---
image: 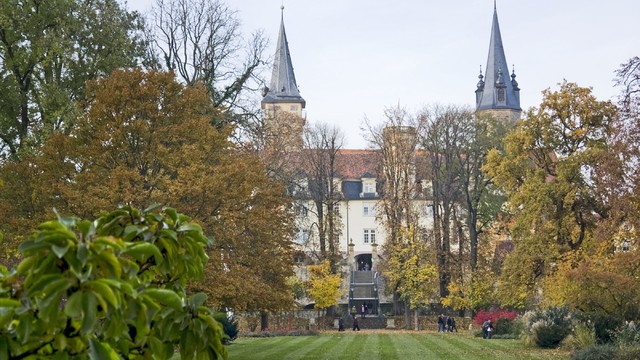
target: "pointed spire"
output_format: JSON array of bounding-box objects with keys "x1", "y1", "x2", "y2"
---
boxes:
[
  {"x1": 261, "y1": 6, "x2": 305, "y2": 108},
  {"x1": 475, "y1": 2, "x2": 520, "y2": 111}
]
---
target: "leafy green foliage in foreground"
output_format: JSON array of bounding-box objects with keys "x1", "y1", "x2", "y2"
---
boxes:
[
  {"x1": 0, "y1": 206, "x2": 226, "y2": 359},
  {"x1": 220, "y1": 332, "x2": 569, "y2": 360}
]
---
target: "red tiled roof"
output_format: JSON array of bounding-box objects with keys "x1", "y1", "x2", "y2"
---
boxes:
[{"x1": 335, "y1": 149, "x2": 381, "y2": 179}]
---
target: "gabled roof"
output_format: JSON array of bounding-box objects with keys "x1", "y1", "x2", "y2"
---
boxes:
[
  {"x1": 262, "y1": 7, "x2": 306, "y2": 107},
  {"x1": 476, "y1": 3, "x2": 521, "y2": 111}
]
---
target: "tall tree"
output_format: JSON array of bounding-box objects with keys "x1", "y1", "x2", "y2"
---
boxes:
[
  {"x1": 151, "y1": 0, "x2": 267, "y2": 128},
  {"x1": 421, "y1": 105, "x2": 466, "y2": 298},
  {"x1": 301, "y1": 123, "x2": 344, "y2": 272},
  {"x1": 455, "y1": 111, "x2": 509, "y2": 271},
  {"x1": 365, "y1": 106, "x2": 427, "y2": 316},
  {"x1": 0, "y1": 0, "x2": 148, "y2": 161},
  {"x1": 486, "y1": 82, "x2": 617, "y2": 308},
  {"x1": 0, "y1": 69, "x2": 296, "y2": 315}
]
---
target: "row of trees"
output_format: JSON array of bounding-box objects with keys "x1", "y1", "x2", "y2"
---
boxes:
[
  {"x1": 0, "y1": 0, "x2": 268, "y2": 163},
  {"x1": 366, "y1": 57, "x2": 640, "y2": 320},
  {"x1": 0, "y1": 0, "x2": 301, "y2": 339}
]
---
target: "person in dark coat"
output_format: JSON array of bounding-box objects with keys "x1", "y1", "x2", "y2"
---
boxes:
[
  {"x1": 438, "y1": 314, "x2": 445, "y2": 332},
  {"x1": 352, "y1": 316, "x2": 360, "y2": 331},
  {"x1": 447, "y1": 316, "x2": 453, "y2": 332},
  {"x1": 482, "y1": 320, "x2": 492, "y2": 339},
  {"x1": 338, "y1": 318, "x2": 345, "y2": 331}
]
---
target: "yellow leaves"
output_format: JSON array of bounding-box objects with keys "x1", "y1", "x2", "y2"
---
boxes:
[{"x1": 306, "y1": 260, "x2": 344, "y2": 310}]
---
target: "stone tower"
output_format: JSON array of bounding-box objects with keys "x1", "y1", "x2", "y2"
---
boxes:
[
  {"x1": 261, "y1": 6, "x2": 306, "y2": 150},
  {"x1": 475, "y1": 2, "x2": 522, "y2": 122}
]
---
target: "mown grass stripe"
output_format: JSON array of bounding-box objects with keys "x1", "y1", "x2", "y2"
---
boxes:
[
  {"x1": 225, "y1": 332, "x2": 570, "y2": 360},
  {"x1": 384, "y1": 332, "x2": 436, "y2": 359},
  {"x1": 230, "y1": 335, "x2": 310, "y2": 359},
  {"x1": 227, "y1": 336, "x2": 291, "y2": 358},
  {"x1": 310, "y1": 333, "x2": 358, "y2": 359},
  {"x1": 419, "y1": 333, "x2": 466, "y2": 360},
  {"x1": 278, "y1": 334, "x2": 335, "y2": 359}
]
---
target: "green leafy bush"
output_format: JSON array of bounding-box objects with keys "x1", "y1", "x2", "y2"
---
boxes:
[
  {"x1": 591, "y1": 313, "x2": 624, "y2": 344},
  {"x1": 215, "y1": 313, "x2": 239, "y2": 343},
  {"x1": 563, "y1": 323, "x2": 596, "y2": 351},
  {"x1": 523, "y1": 306, "x2": 572, "y2": 348},
  {"x1": 571, "y1": 344, "x2": 640, "y2": 360},
  {"x1": 494, "y1": 317, "x2": 520, "y2": 336},
  {"x1": 0, "y1": 206, "x2": 227, "y2": 359}
]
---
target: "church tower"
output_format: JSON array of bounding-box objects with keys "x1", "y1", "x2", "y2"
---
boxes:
[
  {"x1": 261, "y1": 6, "x2": 306, "y2": 149},
  {"x1": 475, "y1": 2, "x2": 521, "y2": 122}
]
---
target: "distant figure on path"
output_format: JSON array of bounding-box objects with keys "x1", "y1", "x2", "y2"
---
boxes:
[
  {"x1": 482, "y1": 320, "x2": 493, "y2": 339},
  {"x1": 361, "y1": 304, "x2": 366, "y2": 318},
  {"x1": 352, "y1": 316, "x2": 360, "y2": 331},
  {"x1": 451, "y1": 317, "x2": 458, "y2": 332},
  {"x1": 438, "y1": 314, "x2": 445, "y2": 332},
  {"x1": 338, "y1": 318, "x2": 345, "y2": 331}
]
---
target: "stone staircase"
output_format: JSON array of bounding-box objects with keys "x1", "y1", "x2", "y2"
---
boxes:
[
  {"x1": 346, "y1": 270, "x2": 385, "y2": 329},
  {"x1": 344, "y1": 315, "x2": 385, "y2": 330}
]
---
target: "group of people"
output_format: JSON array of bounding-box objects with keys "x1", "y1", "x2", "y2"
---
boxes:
[
  {"x1": 437, "y1": 314, "x2": 458, "y2": 332},
  {"x1": 338, "y1": 315, "x2": 361, "y2": 331},
  {"x1": 351, "y1": 303, "x2": 374, "y2": 318}
]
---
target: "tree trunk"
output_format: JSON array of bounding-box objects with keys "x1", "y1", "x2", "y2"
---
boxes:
[{"x1": 260, "y1": 311, "x2": 269, "y2": 331}]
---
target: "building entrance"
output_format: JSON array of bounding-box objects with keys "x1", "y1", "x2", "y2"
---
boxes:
[{"x1": 355, "y1": 254, "x2": 372, "y2": 271}]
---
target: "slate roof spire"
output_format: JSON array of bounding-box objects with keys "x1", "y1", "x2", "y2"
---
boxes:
[
  {"x1": 475, "y1": 2, "x2": 520, "y2": 111},
  {"x1": 261, "y1": 6, "x2": 306, "y2": 108}
]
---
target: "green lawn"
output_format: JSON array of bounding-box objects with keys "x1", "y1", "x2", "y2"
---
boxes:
[{"x1": 221, "y1": 331, "x2": 570, "y2": 360}]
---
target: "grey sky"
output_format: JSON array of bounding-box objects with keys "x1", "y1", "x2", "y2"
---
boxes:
[{"x1": 127, "y1": 1, "x2": 640, "y2": 148}]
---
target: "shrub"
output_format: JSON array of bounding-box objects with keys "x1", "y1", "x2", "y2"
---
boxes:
[
  {"x1": 570, "y1": 344, "x2": 617, "y2": 360},
  {"x1": 0, "y1": 206, "x2": 227, "y2": 359},
  {"x1": 571, "y1": 344, "x2": 640, "y2": 360},
  {"x1": 473, "y1": 308, "x2": 518, "y2": 325},
  {"x1": 494, "y1": 318, "x2": 518, "y2": 336},
  {"x1": 523, "y1": 306, "x2": 572, "y2": 348},
  {"x1": 215, "y1": 313, "x2": 239, "y2": 343},
  {"x1": 612, "y1": 323, "x2": 640, "y2": 346},
  {"x1": 563, "y1": 323, "x2": 596, "y2": 351},
  {"x1": 591, "y1": 313, "x2": 624, "y2": 344}
]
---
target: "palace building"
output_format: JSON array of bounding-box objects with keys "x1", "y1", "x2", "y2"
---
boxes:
[{"x1": 261, "y1": 3, "x2": 521, "y2": 313}]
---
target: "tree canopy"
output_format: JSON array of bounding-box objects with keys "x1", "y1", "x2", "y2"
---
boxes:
[
  {"x1": 0, "y1": 68, "x2": 296, "y2": 314},
  {"x1": 0, "y1": 0, "x2": 148, "y2": 161}
]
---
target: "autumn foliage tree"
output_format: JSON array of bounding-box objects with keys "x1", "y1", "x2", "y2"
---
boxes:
[
  {"x1": 0, "y1": 69, "x2": 295, "y2": 316},
  {"x1": 486, "y1": 82, "x2": 618, "y2": 308},
  {"x1": 305, "y1": 260, "x2": 344, "y2": 317}
]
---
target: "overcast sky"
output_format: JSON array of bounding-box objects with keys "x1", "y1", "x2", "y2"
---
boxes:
[{"x1": 127, "y1": 1, "x2": 640, "y2": 149}]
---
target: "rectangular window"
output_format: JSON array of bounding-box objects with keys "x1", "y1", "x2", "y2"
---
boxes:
[
  {"x1": 363, "y1": 203, "x2": 376, "y2": 217},
  {"x1": 363, "y1": 229, "x2": 375, "y2": 244}
]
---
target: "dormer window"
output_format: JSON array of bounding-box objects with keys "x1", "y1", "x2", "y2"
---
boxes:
[{"x1": 363, "y1": 181, "x2": 375, "y2": 194}]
